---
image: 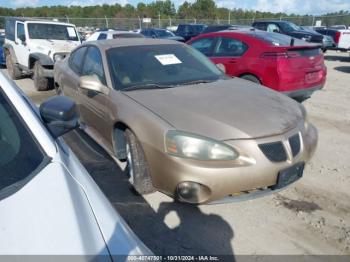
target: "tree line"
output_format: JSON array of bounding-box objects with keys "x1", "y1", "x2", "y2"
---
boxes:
[{"x1": 0, "y1": 0, "x2": 349, "y2": 25}]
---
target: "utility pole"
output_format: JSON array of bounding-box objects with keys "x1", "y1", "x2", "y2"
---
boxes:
[
  {"x1": 158, "y1": 12, "x2": 161, "y2": 28},
  {"x1": 228, "y1": 10, "x2": 231, "y2": 24},
  {"x1": 65, "y1": 15, "x2": 70, "y2": 23},
  {"x1": 105, "y1": 15, "x2": 109, "y2": 28}
]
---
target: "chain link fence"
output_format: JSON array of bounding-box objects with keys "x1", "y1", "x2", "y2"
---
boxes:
[{"x1": 1, "y1": 14, "x2": 350, "y2": 31}]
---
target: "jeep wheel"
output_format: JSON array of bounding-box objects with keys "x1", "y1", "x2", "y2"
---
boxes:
[
  {"x1": 125, "y1": 129, "x2": 155, "y2": 195},
  {"x1": 33, "y1": 61, "x2": 50, "y2": 91},
  {"x1": 5, "y1": 53, "x2": 22, "y2": 80}
]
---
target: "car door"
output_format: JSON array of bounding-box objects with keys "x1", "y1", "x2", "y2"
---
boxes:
[
  {"x1": 210, "y1": 36, "x2": 249, "y2": 77},
  {"x1": 15, "y1": 22, "x2": 29, "y2": 67},
  {"x1": 62, "y1": 46, "x2": 88, "y2": 102},
  {"x1": 78, "y1": 46, "x2": 113, "y2": 149}
]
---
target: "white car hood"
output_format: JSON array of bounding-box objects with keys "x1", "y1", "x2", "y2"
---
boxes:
[{"x1": 29, "y1": 39, "x2": 80, "y2": 55}]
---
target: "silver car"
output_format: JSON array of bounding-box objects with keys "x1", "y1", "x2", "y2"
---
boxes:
[{"x1": 0, "y1": 72, "x2": 151, "y2": 257}]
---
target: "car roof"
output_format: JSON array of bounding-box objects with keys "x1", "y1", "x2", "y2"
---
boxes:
[
  {"x1": 5, "y1": 17, "x2": 75, "y2": 27},
  {"x1": 85, "y1": 38, "x2": 183, "y2": 51}
]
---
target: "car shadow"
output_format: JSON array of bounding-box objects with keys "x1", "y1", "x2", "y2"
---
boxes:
[
  {"x1": 63, "y1": 129, "x2": 235, "y2": 258},
  {"x1": 334, "y1": 66, "x2": 350, "y2": 74},
  {"x1": 324, "y1": 54, "x2": 350, "y2": 62}
]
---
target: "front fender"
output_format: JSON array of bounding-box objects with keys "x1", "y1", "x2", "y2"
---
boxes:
[{"x1": 29, "y1": 53, "x2": 54, "y2": 68}]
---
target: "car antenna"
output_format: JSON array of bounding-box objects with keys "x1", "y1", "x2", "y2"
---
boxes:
[{"x1": 290, "y1": 38, "x2": 295, "y2": 46}]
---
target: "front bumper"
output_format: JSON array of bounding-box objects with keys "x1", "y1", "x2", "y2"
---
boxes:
[{"x1": 145, "y1": 123, "x2": 318, "y2": 204}]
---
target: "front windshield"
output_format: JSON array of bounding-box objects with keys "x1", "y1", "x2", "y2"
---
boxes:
[
  {"x1": 279, "y1": 21, "x2": 300, "y2": 32},
  {"x1": 28, "y1": 23, "x2": 79, "y2": 41},
  {"x1": 155, "y1": 30, "x2": 174, "y2": 37},
  {"x1": 107, "y1": 44, "x2": 225, "y2": 91}
]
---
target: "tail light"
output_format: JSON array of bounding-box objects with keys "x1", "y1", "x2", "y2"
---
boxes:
[
  {"x1": 261, "y1": 51, "x2": 301, "y2": 59},
  {"x1": 334, "y1": 32, "x2": 341, "y2": 44}
]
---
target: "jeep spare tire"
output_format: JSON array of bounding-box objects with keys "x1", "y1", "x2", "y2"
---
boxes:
[
  {"x1": 6, "y1": 53, "x2": 22, "y2": 80},
  {"x1": 33, "y1": 61, "x2": 50, "y2": 91}
]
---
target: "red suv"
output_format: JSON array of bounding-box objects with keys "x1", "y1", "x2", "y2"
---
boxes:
[{"x1": 188, "y1": 29, "x2": 327, "y2": 101}]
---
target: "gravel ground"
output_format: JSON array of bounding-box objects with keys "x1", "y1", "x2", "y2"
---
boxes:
[{"x1": 1, "y1": 50, "x2": 349, "y2": 256}]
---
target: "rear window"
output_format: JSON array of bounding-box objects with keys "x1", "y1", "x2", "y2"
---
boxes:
[
  {"x1": 0, "y1": 88, "x2": 47, "y2": 200},
  {"x1": 113, "y1": 33, "x2": 143, "y2": 39},
  {"x1": 253, "y1": 32, "x2": 306, "y2": 46}
]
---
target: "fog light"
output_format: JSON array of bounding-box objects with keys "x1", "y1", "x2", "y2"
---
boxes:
[{"x1": 176, "y1": 181, "x2": 210, "y2": 204}]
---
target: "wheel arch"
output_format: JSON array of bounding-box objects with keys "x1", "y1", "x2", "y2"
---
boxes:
[
  {"x1": 239, "y1": 72, "x2": 262, "y2": 84},
  {"x1": 29, "y1": 53, "x2": 54, "y2": 69},
  {"x1": 112, "y1": 121, "x2": 129, "y2": 160}
]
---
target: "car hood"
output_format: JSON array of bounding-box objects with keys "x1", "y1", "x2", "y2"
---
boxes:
[
  {"x1": 29, "y1": 39, "x2": 81, "y2": 54},
  {"x1": 123, "y1": 78, "x2": 303, "y2": 141}
]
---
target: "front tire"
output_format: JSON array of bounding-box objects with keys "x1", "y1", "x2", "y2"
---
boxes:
[
  {"x1": 5, "y1": 53, "x2": 22, "y2": 80},
  {"x1": 33, "y1": 61, "x2": 50, "y2": 91},
  {"x1": 125, "y1": 129, "x2": 155, "y2": 195}
]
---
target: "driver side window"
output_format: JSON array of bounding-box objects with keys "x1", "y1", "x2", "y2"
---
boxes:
[
  {"x1": 267, "y1": 23, "x2": 280, "y2": 33},
  {"x1": 81, "y1": 47, "x2": 106, "y2": 85}
]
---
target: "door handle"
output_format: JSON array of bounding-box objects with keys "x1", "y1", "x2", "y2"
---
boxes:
[{"x1": 228, "y1": 59, "x2": 237, "y2": 64}]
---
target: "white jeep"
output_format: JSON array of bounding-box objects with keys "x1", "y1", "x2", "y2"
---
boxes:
[{"x1": 3, "y1": 18, "x2": 81, "y2": 91}]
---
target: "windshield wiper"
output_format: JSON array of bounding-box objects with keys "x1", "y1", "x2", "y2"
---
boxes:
[
  {"x1": 181, "y1": 79, "x2": 217, "y2": 86},
  {"x1": 122, "y1": 83, "x2": 174, "y2": 91}
]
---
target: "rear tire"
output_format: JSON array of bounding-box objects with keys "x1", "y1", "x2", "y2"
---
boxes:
[
  {"x1": 125, "y1": 129, "x2": 155, "y2": 195},
  {"x1": 240, "y1": 74, "x2": 261, "y2": 84},
  {"x1": 5, "y1": 53, "x2": 22, "y2": 80},
  {"x1": 33, "y1": 61, "x2": 50, "y2": 91},
  {"x1": 294, "y1": 95, "x2": 310, "y2": 103}
]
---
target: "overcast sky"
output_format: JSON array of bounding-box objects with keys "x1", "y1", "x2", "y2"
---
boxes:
[{"x1": 2, "y1": 0, "x2": 350, "y2": 15}]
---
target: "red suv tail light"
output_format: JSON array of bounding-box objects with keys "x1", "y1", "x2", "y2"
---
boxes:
[{"x1": 334, "y1": 32, "x2": 341, "y2": 44}]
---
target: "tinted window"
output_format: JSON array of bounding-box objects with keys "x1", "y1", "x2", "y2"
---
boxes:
[
  {"x1": 278, "y1": 21, "x2": 300, "y2": 32},
  {"x1": 16, "y1": 23, "x2": 25, "y2": 40},
  {"x1": 28, "y1": 23, "x2": 79, "y2": 41},
  {"x1": 190, "y1": 38, "x2": 216, "y2": 55},
  {"x1": 82, "y1": 47, "x2": 106, "y2": 85},
  {"x1": 254, "y1": 23, "x2": 267, "y2": 31},
  {"x1": 253, "y1": 32, "x2": 306, "y2": 46},
  {"x1": 0, "y1": 89, "x2": 45, "y2": 198},
  {"x1": 0, "y1": 36, "x2": 4, "y2": 46},
  {"x1": 5, "y1": 19, "x2": 15, "y2": 41},
  {"x1": 112, "y1": 33, "x2": 143, "y2": 39},
  {"x1": 214, "y1": 37, "x2": 248, "y2": 57},
  {"x1": 69, "y1": 47, "x2": 87, "y2": 75},
  {"x1": 97, "y1": 33, "x2": 107, "y2": 40},
  {"x1": 107, "y1": 44, "x2": 225, "y2": 90}
]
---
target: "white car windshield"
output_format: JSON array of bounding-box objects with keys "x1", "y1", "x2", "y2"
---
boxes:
[{"x1": 28, "y1": 23, "x2": 79, "y2": 41}]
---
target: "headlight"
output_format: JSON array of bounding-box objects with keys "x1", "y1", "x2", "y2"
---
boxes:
[
  {"x1": 54, "y1": 54, "x2": 65, "y2": 62},
  {"x1": 165, "y1": 131, "x2": 238, "y2": 161}
]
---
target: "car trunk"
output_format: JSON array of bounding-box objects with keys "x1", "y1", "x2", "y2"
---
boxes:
[{"x1": 272, "y1": 46, "x2": 326, "y2": 92}]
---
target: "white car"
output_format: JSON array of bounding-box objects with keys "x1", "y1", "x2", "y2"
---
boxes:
[
  {"x1": 86, "y1": 30, "x2": 144, "y2": 41},
  {"x1": 0, "y1": 72, "x2": 151, "y2": 257},
  {"x1": 3, "y1": 18, "x2": 81, "y2": 91}
]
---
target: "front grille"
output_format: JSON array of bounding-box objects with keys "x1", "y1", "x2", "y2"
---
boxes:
[
  {"x1": 289, "y1": 134, "x2": 301, "y2": 157},
  {"x1": 259, "y1": 141, "x2": 287, "y2": 162}
]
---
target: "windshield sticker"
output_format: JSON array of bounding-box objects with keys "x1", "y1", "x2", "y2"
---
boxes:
[
  {"x1": 155, "y1": 54, "x2": 182, "y2": 65},
  {"x1": 67, "y1": 27, "x2": 77, "y2": 38}
]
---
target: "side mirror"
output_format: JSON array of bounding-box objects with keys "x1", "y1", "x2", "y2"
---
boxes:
[
  {"x1": 39, "y1": 96, "x2": 79, "y2": 138},
  {"x1": 79, "y1": 75, "x2": 109, "y2": 95}
]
